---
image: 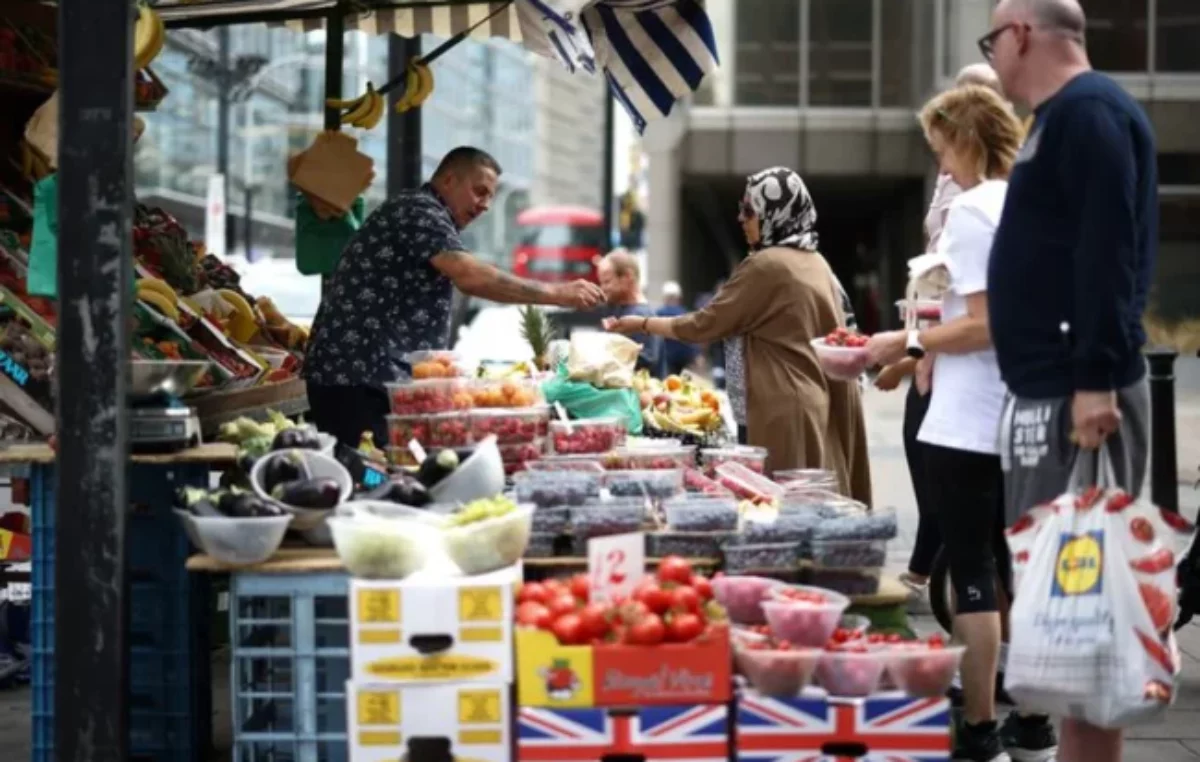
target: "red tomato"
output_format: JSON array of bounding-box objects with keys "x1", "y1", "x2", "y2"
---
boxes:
[
  {"x1": 542, "y1": 579, "x2": 568, "y2": 598},
  {"x1": 667, "y1": 612, "x2": 705, "y2": 643},
  {"x1": 579, "y1": 602, "x2": 612, "y2": 640},
  {"x1": 690, "y1": 575, "x2": 713, "y2": 601},
  {"x1": 548, "y1": 594, "x2": 579, "y2": 618},
  {"x1": 569, "y1": 574, "x2": 590, "y2": 601},
  {"x1": 551, "y1": 613, "x2": 586, "y2": 645},
  {"x1": 517, "y1": 582, "x2": 548, "y2": 605},
  {"x1": 830, "y1": 628, "x2": 852, "y2": 644},
  {"x1": 515, "y1": 601, "x2": 552, "y2": 630},
  {"x1": 615, "y1": 600, "x2": 650, "y2": 624},
  {"x1": 625, "y1": 614, "x2": 666, "y2": 645},
  {"x1": 634, "y1": 583, "x2": 672, "y2": 615},
  {"x1": 670, "y1": 586, "x2": 702, "y2": 614},
  {"x1": 657, "y1": 555, "x2": 694, "y2": 586}
]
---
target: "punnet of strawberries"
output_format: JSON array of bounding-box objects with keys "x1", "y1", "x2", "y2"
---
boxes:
[{"x1": 514, "y1": 556, "x2": 727, "y2": 647}]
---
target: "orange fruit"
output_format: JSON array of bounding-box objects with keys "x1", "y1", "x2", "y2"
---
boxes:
[{"x1": 665, "y1": 376, "x2": 683, "y2": 392}]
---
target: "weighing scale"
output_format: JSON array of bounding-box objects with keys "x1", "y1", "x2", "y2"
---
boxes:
[{"x1": 129, "y1": 360, "x2": 209, "y2": 453}]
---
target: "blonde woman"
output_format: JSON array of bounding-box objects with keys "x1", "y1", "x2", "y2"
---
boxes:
[{"x1": 866, "y1": 85, "x2": 1024, "y2": 762}]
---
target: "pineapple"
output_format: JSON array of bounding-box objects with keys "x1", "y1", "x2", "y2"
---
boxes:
[{"x1": 519, "y1": 304, "x2": 556, "y2": 371}]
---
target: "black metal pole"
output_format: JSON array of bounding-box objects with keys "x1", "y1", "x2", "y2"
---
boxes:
[
  {"x1": 217, "y1": 27, "x2": 234, "y2": 254},
  {"x1": 244, "y1": 186, "x2": 254, "y2": 259},
  {"x1": 1147, "y1": 348, "x2": 1180, "y2": 513},
  {"x1": 386, "y1": 34, "x2": 424, "y2": 194},
  {"x1": 323, "y1": 9, "x2": 346, "y2": 131},
  {"x1": 56, "y1": 0, "x2": 133, "y2": 757},
  {"x1": 601, "y1": 93, "x2": 616, "y2": 251}
]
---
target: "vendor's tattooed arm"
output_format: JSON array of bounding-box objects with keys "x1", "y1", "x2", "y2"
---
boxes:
[{"x1": 431, "y1": 250, "x2": 604, "y2": 310}]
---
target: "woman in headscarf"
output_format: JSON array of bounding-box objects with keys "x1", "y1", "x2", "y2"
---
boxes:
[{"x1": 604, "y1": 167, "x2": 871, "y2": 504}]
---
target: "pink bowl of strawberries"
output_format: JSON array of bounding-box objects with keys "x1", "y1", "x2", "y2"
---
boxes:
[
  {"x1": 884, "y1": 636, "x2": 964, "y2": 698},
  {"x1": 816, "y1": 644, "x2": 888, "y2": 697},
  {"x1": 761, "y1": 585, "x2": 850, "y2": 647},
  {"x1": 711, "y1": 574, "x2": 785, "y2": 625},
  {"x1": 810, "y1": 331, "x2": 871, "y2": 381},
  {"x1": 734, "y1": 637, "x2": 823, "y2": 697}
]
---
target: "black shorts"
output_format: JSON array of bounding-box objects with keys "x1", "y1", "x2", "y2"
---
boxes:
[{"x1": 306, "y1": 383, "x2": 391, "y2": 451}]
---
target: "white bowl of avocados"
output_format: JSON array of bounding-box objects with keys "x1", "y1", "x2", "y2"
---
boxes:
[
  {"x1": 425, "y1": 435, "x2": 505, "y2": 505},
  {"x1": 250, "y1": 448, "x2": 353, "y2": 530}
]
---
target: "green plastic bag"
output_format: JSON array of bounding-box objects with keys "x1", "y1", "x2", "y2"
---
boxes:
[
  {"x1": 540, "y1": 363, "x2": 644, "y2": 435},
  {"x1": 295, "y1": 193, "x2": 365, "y2": 276},
  {"x1": 28, "y1": 174, "x2": 58, "y2": 298}
]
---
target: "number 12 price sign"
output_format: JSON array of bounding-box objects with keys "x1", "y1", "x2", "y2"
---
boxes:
[{"x1": 587, "y1": 532, "x2": 644, "y2": 603}]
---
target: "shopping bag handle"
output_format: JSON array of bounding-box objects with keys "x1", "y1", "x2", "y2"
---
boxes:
[{"x1": 1067, "y1": 442, "x2": 1119, "y2": 492}]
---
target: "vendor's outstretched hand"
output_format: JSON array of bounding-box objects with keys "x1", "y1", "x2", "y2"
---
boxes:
[
  {"x1": 553, "y1": 280, "x2": 606, "y2": 310},
  {"x1": 604, "y1": 315, "x2": 641, "y2": 335}
]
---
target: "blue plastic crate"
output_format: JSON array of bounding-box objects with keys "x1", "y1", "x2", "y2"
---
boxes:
[
  {"x1": 31, "y1": 462, "x2": 211, "y2": 762},
  {"x1": 230, "y1": 571, "x2": 351, "y2": 762}
]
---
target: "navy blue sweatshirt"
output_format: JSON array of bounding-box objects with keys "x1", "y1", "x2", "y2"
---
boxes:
[{"x1": 988, "y1": 72, "x2": 1157, "y2": 399}]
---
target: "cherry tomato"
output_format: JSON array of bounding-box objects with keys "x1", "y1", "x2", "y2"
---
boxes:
[
  {"x1": 615, "y1": 600, "x2": 650, "y2": 624},
  {"x1": 551, "y1": 613, "x2": 586, "y2": 645},
  {"x1": 830, "y1": 628, "x2": 851, "y2": 644},
  {"x1": 634, "y1": 583, "x2": 672, "y2": 615},
  {"x1": 579, "y1": 602, "x2": 611, "y2": 640},
  {"x1": 657, "y1": 555, "x2": 694, "y2": 586},
  {"x1": 517, "y1": 582, "x2": 548, "y2": 605},
  {"x1": 569, "y1": 574, "x2": 590, "y2": 601},
  {"x1": 548, "y1": 594, "x2": 579, "y2": 618},
  {"x1": 670, "y1": 586, "x2": 702, "y2": 614},
  {"x1": 690, "y1": 575, "x2": 713, "y2": 601},
  {"x1": 515, "y1": 601, "x2": 552, "y2": 630},
  {"x1": 625, "y1": 614, "x2": 666, "y2": 645},
  {"x1": 667, "y1": 613, "x2": 705, "y2": 643}
]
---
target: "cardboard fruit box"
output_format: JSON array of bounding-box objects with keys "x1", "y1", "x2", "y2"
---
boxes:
[{"x1": 515, "y1": 626, "x2": 731, "y2": 709}]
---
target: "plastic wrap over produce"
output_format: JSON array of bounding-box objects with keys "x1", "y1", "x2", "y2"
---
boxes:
[{"x1": 567, "y1": 332, "x2": 641, "y2": 389}]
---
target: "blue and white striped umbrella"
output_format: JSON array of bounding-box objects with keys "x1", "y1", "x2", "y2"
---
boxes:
[{"x1": 520, "y1": 0, "x2": 720, "y2": 134}]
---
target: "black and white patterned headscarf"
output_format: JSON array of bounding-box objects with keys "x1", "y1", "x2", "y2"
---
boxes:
[{"x1": 742, "y1": 167, "x2": 819, "y2": 252}]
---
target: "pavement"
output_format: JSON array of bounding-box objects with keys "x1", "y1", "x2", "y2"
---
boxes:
[{"x1": 0, "y1": 356, "x2": 1196, "y2": 760}]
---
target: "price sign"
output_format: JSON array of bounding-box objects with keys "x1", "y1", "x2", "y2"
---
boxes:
[
  {"x1": 408, "y1": 438, "x2": 428, "y2": 464},
  {"x1": 587, "y1": 532, "x2": 644, "y2": 603}
]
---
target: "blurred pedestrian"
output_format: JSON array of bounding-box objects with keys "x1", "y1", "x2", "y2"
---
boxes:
[{"x1": 594, "y1": 250, "x2": 661, "y2": 372}]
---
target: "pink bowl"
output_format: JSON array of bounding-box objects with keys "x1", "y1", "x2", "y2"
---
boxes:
[
  {"x1": 712, "y1": 575, "x2": 786, "y2": 625},
  {"x1": 885, "y1": 646, "x2": 965, "y2": 698},
  {"x1": 816, "y1": 649, "x2": 887, "y2": 697},
  {"x1": 734, "y1": 643, "x2": 823, "y2": 696},
  {"x1": 761, "y1": 597, "x2": 849, "y2": 648}
]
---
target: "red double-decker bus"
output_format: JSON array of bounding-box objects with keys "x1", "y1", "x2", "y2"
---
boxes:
[{"x1": 511, "y1": 206, "x2": 606, "y2": 284}]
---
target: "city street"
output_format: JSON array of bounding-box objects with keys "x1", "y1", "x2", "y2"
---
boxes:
[{"x1": 0, "y1": 358, "x2": 1195, "y2": 759}]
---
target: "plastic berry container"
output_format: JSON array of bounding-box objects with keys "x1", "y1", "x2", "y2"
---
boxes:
[
  {"x1": 816, "y1": 647, "x2": 888, "y2": 697},
  {"x1": 404, "y1": 350, "x2": 468, "y2": 379},
  {"x1": 471, "y1": 378, "x2": 543, "y2": 409},
  {"x1": 527, "y1": 455, "x2": 606, "y2": 473},
  {"x1": 811, "y1": 539, "x2": 889, "y2": 569},
  {"x1": 663, "y1": 495, "x2": 739, "y2": 532},
  {"x1": 885, "y1": 645, "x2": 966, "y2": 698},
  {"x1": 386, "y1": 378, "x2": 473, "y2": 415},
  {"x1": 386, "y1": 414, "x2": 429, "y2": 449},
  {"x1": 811, "y1": 504, "x2": 898, "y2": 541},
  {"x1": 722, "y1": 541, "x2": 798, "y2": 573},
  {"x1": 498, "y1": 439, "x2": 545, "y2": 475},
  {"x1": 569, "y1": 499, "x2": 645, "y2": 540},
  {"x1": 605, "y1": 469, "x2": 684, "y2": 500},
  {"x1": 773, "y1": 468, "x2": 839, "y2": 489},
  {"x1": 513, "y1": 469, "x2": 603, "y2": 507},
  {"x1": 711, "y1": 574, "x2": 786, "y2": 625},
  {"x1": 645, "y1": 532, "x2": 731, "y2": 559},
  {"x1": 734, "y1": 641, "x2": 823, "y2": 697},
  {"x1": 683, "y1": 468, "x2": 733, "y2": 496},
  {"x1": 548, "y1": 417, "x2": 627, "y2": 455},
  {"x1": 807, "y1": 567, "x2": 882, "y2": 597},
  {"x1": 604, "y1": 446, "x2": 696, "y2": 471},
  {"x1": 426, "y1": 413, "x2": 472, "y2": 448},
  {"x1": 700, "y1": 446, "x2": 767, "y2": 476},
  {"x1": 469, "y1": 407, "x2": 549, "y2": 445},
  {"x1": 762, "y1": 585, "x2": 851, "y2": 647},
  {"x1": 715, "y1": 462, "x2": 785, "y2": 504},
  {"x1": 530, "y1": 506, "x2": 571, "y2": 534}
]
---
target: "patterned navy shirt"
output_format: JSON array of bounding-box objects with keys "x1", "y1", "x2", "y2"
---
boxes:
[{"x1": 304, "y1": 185, "x2": 464, "y2": 387}]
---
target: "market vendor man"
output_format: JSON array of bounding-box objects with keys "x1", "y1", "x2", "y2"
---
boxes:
[{"x1": 304, "y1": 146, "x2": 605, "y2": 447}]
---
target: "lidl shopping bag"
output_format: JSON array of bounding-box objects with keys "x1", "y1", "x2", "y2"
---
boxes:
[{"x1": 1005, "y1": 451, "x2": 1195, "y2": 727}]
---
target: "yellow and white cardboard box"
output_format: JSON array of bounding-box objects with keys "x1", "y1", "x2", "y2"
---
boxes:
[
  {"x1": 346, "y1": 681, "x2": 512, "y2": 762},
  {"x1": 350, "y1": 564, "x2": 519, "y2": 684}
]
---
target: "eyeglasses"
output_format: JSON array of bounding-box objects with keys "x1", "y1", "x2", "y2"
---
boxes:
[{"x1": 977, "y1": 22, "x2": 1023, "y2": 61}]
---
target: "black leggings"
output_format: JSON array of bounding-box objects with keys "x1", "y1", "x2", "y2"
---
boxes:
[
  {"x1": 923, "y1": 442, "x2": 1012, "y2": 615},
  {"x1": 903, "y1": 383, "x2": 941, "y2": 577}
]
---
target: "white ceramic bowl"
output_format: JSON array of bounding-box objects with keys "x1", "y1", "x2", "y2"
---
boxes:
[
  {"x1": 174, "y1": 510, "x2": 290, "y2": 565},
  {"x1": 428, "y1": 435, "x2": 505, "y2": 504},
  {"x1": 250, "y1": 448, "x2": 353, "y2": 530}
]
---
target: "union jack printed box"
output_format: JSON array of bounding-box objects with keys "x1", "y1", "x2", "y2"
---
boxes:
[
  {"x1": 735, "y1": 690, "x2": 952, "y2": 762},
  {"x1": 517, "y1": 703, "x2": 732, "y2": 762}
]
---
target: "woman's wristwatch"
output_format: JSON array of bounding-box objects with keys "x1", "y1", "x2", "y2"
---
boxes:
[{"x1": 905, "y1": 329, "x2": 926, "y2": 359}]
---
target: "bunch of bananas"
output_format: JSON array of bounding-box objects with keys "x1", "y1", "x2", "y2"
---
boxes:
[
  {"x1": 394, "y1": 58, "x2": 435, "y2": 113},
  {"x1": 644, "y1": 405, "x2": 723, "y2": 436},
  {"x1": 137, "y1": 277, "x2": 180, "y2": 322},
  {"x1": 327, "y1": 83, "x2": 385, "y2": 130},
  {"x1": 134, "y1": 5, "x2": 165, "y2": 72}
]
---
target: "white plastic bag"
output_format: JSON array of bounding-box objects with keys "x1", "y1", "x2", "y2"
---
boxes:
[
  {"x1": 566, "y1": 332, "x2": 641, "y2": 389},
  {"x1": 1005, "y1": 451, "x2": 1194, "y2": 727}
]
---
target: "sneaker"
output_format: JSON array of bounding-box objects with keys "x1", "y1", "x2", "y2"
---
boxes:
[
  {"x1": 999, "y1": 712, "x2": 1058, "y2": 762},
  {"x1": 953, "y1": 720, "x2": 1011, "y2": 762}
]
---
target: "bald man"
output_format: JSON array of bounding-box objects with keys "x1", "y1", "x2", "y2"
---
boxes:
[
  {"x1": 596, "y1": 250, "x2": 661, "y2": 371},
  {"x1": 982, "y1": 2, "x2": 1158, "y2": 762},
  {"x1": 956, "y1": 62, "x2": 1003, "y2": 92}
]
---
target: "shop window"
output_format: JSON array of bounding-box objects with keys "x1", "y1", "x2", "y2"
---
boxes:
[
  {"x1": 879, "y1": 0, "x2": 930, "y2": 108},
  {"x1": 734, "y1": 0, "x2": 801, "y2": 106},
  {"x1": 809, "y1": 0, "x2": 873, "y2": 107},
  {"x1": 1083, "y1": 0, "x2": 1149, "y2": 73},
  {"x1": 1156, "y1": 0, "x2": 1200, "y2": 73}
]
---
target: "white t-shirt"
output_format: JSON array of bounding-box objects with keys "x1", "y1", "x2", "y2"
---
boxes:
[
  {"x1": 918, "y1": 180, "x2": 1009, "y2": 456},
  {"x1": 924, "y1": 174, "x2": 962, "y2": 249}
]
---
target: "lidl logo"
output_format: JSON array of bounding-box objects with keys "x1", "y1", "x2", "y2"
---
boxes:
[{"x1": 1051, "y1": 531, "x2": 1104, "y2": 597}]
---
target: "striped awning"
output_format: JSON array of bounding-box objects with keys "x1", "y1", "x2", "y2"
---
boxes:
[{"x1": 156, "y1": 0, "x2": 719, "y2": 133}]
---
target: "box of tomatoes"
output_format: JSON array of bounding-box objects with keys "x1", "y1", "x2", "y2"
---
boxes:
[{"x1": 514, "y1": 555, "x2": 732, "y2": 708}]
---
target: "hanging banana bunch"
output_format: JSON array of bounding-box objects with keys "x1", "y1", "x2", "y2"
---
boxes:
[
  {"x1": 323, "y1": 2, "x2": 511, "y2": 130},
  {"x1": 133, "y1": 4, "x2": 166, "y2": 72}
]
